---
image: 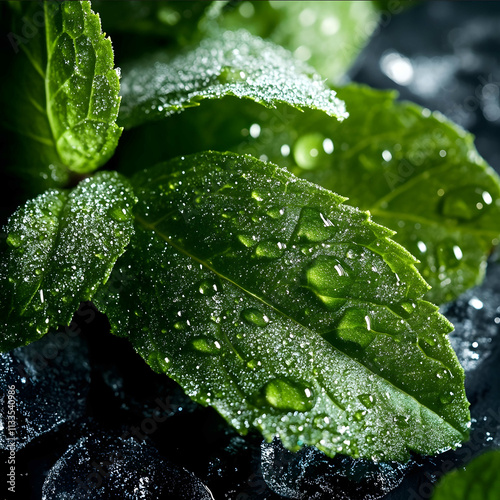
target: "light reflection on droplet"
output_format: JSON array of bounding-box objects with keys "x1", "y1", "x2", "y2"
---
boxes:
[{"x1": 380, "y1": 51, "x2": 414, "y2": 86}]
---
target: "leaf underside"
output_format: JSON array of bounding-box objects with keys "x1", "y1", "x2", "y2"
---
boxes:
[
  {"x1": 118, "y1": 29, "x2": 347, "y2": 129},
  {"x1": 0, "y1": 172, "x2": 136, "y2": 351},
  {"x1": 95, "y1": 151, "x2": 469, "y2": 461}
]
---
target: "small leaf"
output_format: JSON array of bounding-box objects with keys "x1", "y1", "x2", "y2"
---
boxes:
[
  {"x1": 126, "y1": 85, "x2": 500, "y2": 304},
  {"x1": 95, "y1": 151, "x2": 469, "y2": 461},
  {"x1": 2, "y1": 1, "x2": 122, "y2": 192},
  {"x1": 432, "y1": 450, "x2": 500, "y2": 499},
  {"x1": 0, "y1": 172, "x2": 136, "y2": 352},
  {"x1": 118, "y1": 29, "x2": 347, "y2": 129}
]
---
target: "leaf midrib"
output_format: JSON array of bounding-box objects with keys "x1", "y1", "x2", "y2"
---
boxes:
[{"x1": 134, "y1": 213, "x2": 465, "y2": 438}]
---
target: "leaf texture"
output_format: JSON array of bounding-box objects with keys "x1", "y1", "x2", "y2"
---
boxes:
[
  {"x1": 118, "y1": 29, "x2": 347, "y2": 129},
  {"x1": 120, "y1": 86, "x2": 500, "y2": 304},
  {"x1": 95, "y1": 152, "x2": 470, "y2": 461},
  {"x1": 2, "y1": 0, "x2": 122, "y2": 191},
  {"x1": 0, "y1": 172, "x2": 136, "y2": 351}
]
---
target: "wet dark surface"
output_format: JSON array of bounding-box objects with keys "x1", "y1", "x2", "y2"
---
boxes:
[{"x1": 2, "y1": 1, "x2": 500, "y2": 499}]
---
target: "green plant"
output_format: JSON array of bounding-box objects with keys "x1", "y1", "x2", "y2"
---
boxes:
[{"x1": 2, "y1": 0, "x2": 500, "y2": 464}]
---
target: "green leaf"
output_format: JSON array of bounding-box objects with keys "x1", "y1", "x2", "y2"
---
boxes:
[
  {"x1": 202, "y1": 1, "x2": 380, "y2": 84},
  {"x1": 94, "y1": 0, "x2": 213, "y2": 40},
  {"x1": 123, "y1": 85, "x2": 500, "y2": 304},
  {"x1": 95, "y1": 151, "x2": 469, "y2": 461},
  {"x1": 118, "y1": 29, "x2": 347, "y2": 129},
  {"x1": 2, "y1": 0, "x2": 122, "y2": 192},
  {"x1": 0, "y1": 172, "x2": 136, "y2": 352},
  {"x1": 432, "y1": 450, "x2": 500, "y2": 499}
]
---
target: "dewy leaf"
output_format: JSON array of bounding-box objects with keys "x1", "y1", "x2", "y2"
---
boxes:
[
  {"x1": 201, "y1": 1, "x2": 380, "y2": 85},
  {"x1": 432, "y1": 450, "x2": 500, "y2": 500},
  {"x1": 126, "y1": 85, "x2": 500, "y2": 304},
  {"x1": 0, "y1": 172, "x2": 136, "y2": 352},
  {"x1": 94, "y1": 0, "x2": 213, "y2": 40},
  {"x1": 2, "y1": 0, "x2": 122, "y2": 191},
  {"x1": 118, "y1": 29, "x2": 347, "y2": 129},
  {"x1": 94, "y1": 152, "x2": 470, "y2": 461}
]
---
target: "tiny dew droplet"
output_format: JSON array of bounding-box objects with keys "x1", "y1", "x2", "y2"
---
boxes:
[
  {"x1": 241, "y1": 308, "x2": 270, "y2": 327},
  {"x1": 262, "y1": 378, "x2": 315, "y2": 412}
]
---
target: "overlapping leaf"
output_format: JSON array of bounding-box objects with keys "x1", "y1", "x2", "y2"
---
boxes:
[
  {"x1": 0, "y1": 172, "x2": 136, "y2": 351},
  {"x1": 95, "y1": 152, "x2": 469, "y2": 461},
  {"x1": 119, "y1": 86, "x2": 500, "y2": 303},
  {"x1": 118, "y1": 29, "x2": 347, "y2": 129},
  {"x1": 2, "y1": 1, "x2": 122, "y2": 193},
  {"x1": 202, "y1": 0, "x2": 380, "y2": 84},
  {"x1": 432, "y1": 450, "x2": 500, "y2": 499}
]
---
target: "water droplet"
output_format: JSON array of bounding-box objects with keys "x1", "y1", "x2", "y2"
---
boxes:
[
  {"x1": 436, "y1": 240, "x2": 463, "y2": 269},
  {"x1": 254, "y1": 240, "x2": 283, "y2": 259},
  {"x1": 440, "y1": 391, "x2": 455, "y2": 404},
  {"x1": 358, "y1": 394, "x2": 375, "y2": 408},
  {"x1": 189, "y1": 337, "x2": 221, "y2": 354},
  {"x1": 306, "y1": 256, "x2": 353, "y2": 308},
  {"x1": 440, "y1": 186, "x2": 492, "y2": 221},
  {"x1": 266, "y1": 207, "x2": 285, "y2": 219},
  {"x1": 333, "y1": 309, "x2": 375, "y2": 348},
  {"x1": 241, "y1": 308, "x2": 270, "y2": 327},
  {"x1": 198, "y1": 279, "x2": 219, "y2": 296},
  {"x1": 262, "y1": 378, "x2": 315, "y2": 412},
  {"x1": 295, "y1": 207, "x2": 335, "y2": 243},
  {"x1": 293, "y1": 133, "x2": 331, "y2": 170},
  {"x1": 238, "y1": 234, "x2": 257, "y2": 248},
  {"x1": 6, "y1": 233, "x2": 22, "y2": 248},
  {"x1": 110, "y1": 206, "x2": 129, "y2": 222},
  {"x1": 174, "y1": 320, "x2": 189, "y2": 330}
]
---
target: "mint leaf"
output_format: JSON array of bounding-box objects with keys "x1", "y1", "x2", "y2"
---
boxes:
[
  {"x1": 118, "y1": 29, "x2": 347, "y2": 129},
  {"x1": 2, "y1": 1, "x2": 121, "y2": 191},
  {"x1": 95, "y1": 152, "x2": 469, "y2": 461},
  {"x1": 135, "y1": 85, "x2": 500, "y2": 304},
  {"x1": 0, "y1": 172, "x2": 136, "y2": 352},
  {"x1": 94, "y1": 0, "x2": 213, "y2": 40},
  {"x1": 432, "y1": 450, "x2": 500, "y2": 499},
  {"x1": 203, "y1": 1, "x2": 380, "y2": 84}
]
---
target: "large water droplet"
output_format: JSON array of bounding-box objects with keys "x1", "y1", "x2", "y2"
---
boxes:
[
  {"x1": 262, "y1": 378, "x2": 315, "y2": 412},
  {"x1": 306, "y1": 256, "x2": 353, "y2": 308},
  {"x1": 293, "y1": 133, "x2": 332, "y2": 170},
  {"x1": 189, "y1": 336, "x2": 221, "y2": 354},
  {"x1": 295, "y1": 207, "x2": 336, "y2": 243},
  {"x1": 334, "y1": 309, "x2": 375, "y2": 348},
  {"x1": 241, "y1": 308, "x2": 270, "y2": 327},
  {"x1": 440, "y1": 186, "x2": 492, "y2": 221},
  {"x1": 436, "y1": 240, "x2": 463, "y2": 270},
  {"x1": 198, "y1": 279, "x2": 219, "y2": 296},
  {"x1": 254, "y1": 240, "x2": 284, "y2": 259}
]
